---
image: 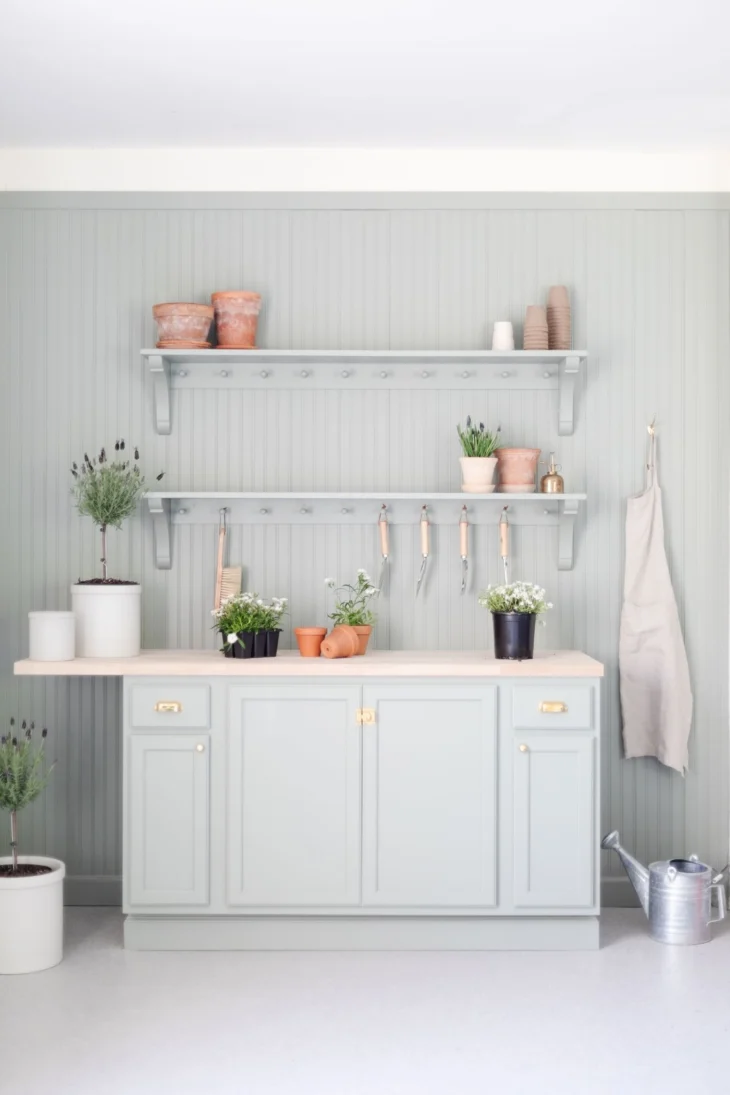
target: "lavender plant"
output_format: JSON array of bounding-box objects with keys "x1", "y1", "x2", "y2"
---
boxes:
[
  {"x1": 71, "y1": 441, "x2": 163, "y2": 581},
  {"x1": 0, "y1": 720, "x2": 54, "y2": 874},
  {"x1": 457, "y1": 417, "x2": 502, "y2": 458}
]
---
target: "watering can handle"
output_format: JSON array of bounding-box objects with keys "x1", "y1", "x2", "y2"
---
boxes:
[{"x1": 709, "y1": 883, "x2": 727, "y2": 925}]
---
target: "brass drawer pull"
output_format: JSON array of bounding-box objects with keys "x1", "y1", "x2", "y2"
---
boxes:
[
  {"x1": 154, "y1": 701, "x2": 183, "y2": 714},
  {"x1": 539, "y1": 701, "x2": 568, "y2": 714}
]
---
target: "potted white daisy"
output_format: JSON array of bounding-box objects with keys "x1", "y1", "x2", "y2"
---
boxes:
[{"x1": 478, "y1": 581, "x2": 552, "y2": 660}]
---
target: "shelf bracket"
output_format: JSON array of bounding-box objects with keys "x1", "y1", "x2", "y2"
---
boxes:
[
  {"x1": 148, "y1": 496, "x2": 172, "y2": 569},
  {"x1": 558, "y1": 355, "x2": 581, "y2": 436},
  {"x1": 148, "y1": 354, "x2": 171, "y2": 435},
  {"x1": 558, "y1": 499, "x2": 580, "y2": 571}
]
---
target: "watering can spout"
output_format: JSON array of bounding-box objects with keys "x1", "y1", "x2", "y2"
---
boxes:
[{"x1": 601, "y1": 830, "x2": 650, "y2": 916}]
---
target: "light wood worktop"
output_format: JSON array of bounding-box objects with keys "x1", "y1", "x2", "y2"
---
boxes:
[{"x1": 14, "y1": 649, "x2": 604, "y2": 678}]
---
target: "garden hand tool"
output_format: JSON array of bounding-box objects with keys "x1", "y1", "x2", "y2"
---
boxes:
[
  {"x1": 416, "y1": 505, "x2": 430, "y2": 596},
  {"x1": 214, "y1": 508, "x2": 242, "y2": 610},
  {"x1": 377, "y1": 505, "x2": 389, "y2": 592},
  {"x1": 499, "y1": 507, "x2": 510, "y2": 584},
  {"x1": 459, "y1": 506, "x2": 469, "y2": 593}
]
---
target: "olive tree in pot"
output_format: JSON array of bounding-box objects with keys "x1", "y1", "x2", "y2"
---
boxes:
[
  {"x1": 70, "y1": 442, "x2": 163, "y2": 657},
  {"x1": 479, "y1": 581, "x2": 553, "y2": 660},
  {"x1": 0, "y1": 720, "x2": 63, "y2": 974}
]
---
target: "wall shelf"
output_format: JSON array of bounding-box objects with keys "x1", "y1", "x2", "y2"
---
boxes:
[
  {"x1": 142, "y1": 349, "x2": 588, "y2": 437},
  {"x1": 146, "y1": 491, "x2": 586, "y2": 572}
]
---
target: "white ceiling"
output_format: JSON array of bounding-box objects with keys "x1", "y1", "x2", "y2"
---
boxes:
[{"x1": 2, "y1": 0, "x2": 729, "y2": 149}]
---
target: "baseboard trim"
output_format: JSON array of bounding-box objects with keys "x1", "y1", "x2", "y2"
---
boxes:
[
  {"x1": 601, "y1": 877, "x2": 640, "y2": 908},
  {"x1": 124, "y1": 914, "x2": 600, "y2": 951},
  {"x1": 64, "y1": 875, "x2": 122, "y2": 906}
]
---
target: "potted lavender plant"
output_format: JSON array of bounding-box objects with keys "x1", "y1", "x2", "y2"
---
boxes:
[
  {"x1": 457, "y1": 418, "x2": 501, "y2": 493},
  {"x1": 0, "y1": 720, "x2": 63, "y2": 974},
  {"x1": 70, "y1": 442, "x2": 163, "y2": 657}
]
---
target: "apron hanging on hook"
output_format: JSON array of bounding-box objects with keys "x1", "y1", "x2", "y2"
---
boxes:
[{"x1": 619, "y1": 418, "x2": 693, "y2": 774}]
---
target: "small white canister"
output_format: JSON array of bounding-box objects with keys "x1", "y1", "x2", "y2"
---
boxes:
[{"x1": 28, "y1": 611, "x2": 75, "y2": 661}]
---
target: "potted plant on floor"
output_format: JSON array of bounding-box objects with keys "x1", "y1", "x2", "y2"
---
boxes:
[
  {"x1": 478, "y1": 581, "x2": 552, "y2": 660},
  {"x1": 70, "y1": 442, "x2": 163, "y2": 657},
  {"x1": 457, "y1": 417, "x2": 501, "y2": 493},
  {"x1": 325, "y1": 569, "x2": 378, "y2": 654},
  {"x1": 213, "y1": 592, "x2": 287, "y2": 658},
  {"x1": 0, "y1": 720, "x2": 63, "y2": 974}
]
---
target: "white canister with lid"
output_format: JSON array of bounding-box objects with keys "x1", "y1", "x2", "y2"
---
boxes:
[{"x1": 28, "y1": 611, "x2": 75, "y2": 661}]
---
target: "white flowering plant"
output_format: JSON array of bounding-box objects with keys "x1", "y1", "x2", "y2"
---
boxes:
[
  {"x1": 325, "y1": 569, "x2": 378, "y2": 627},
  {"x1": 212, "y1": 592, "x2": 288, "y2": 647},
  {"x1": 478, "y1": 581, "x2": 553, "y2": 616}
]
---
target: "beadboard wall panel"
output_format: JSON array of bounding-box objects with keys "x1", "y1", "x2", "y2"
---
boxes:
[{"x1": 0, "y1": 197, "x2": 728, "y2": 902}]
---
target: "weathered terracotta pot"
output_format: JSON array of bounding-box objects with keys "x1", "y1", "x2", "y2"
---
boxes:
[
  {"x1": 321, "y1": 625, "x2": 359, "y2": 659},
  {"x1": 352, "y1": 625, "x2": 372, "y2": 655},
  {"x1": 212, "y1": 291, "x2": 262, "y2": 348},
  {"x1": 153, "y1": 302, "x2": 213, "y2": 345},
  {"x1": 294, "y1": 627, "x2": 326, "y2": 657},
  {"x1": 496, "y1": 448, "x2": 541, "y2": 493}
]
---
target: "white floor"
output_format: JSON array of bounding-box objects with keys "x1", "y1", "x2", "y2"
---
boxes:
[{"x1": 4, "y1": 908, "x2": 729, "y2": 1095}]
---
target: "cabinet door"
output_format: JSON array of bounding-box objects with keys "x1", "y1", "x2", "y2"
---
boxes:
[
  {"x1": 513, "y1": 733, "x2": 595, "y2": 909},
  {"x1": 227, "y1": 685, "x2": 361, "y2": 907},
  {"x1": 362, "y1": 685, "x2": 497, "y2": 907},
  {"x1": 127, "y1": 733, "x2": 210, "y2": 907}
]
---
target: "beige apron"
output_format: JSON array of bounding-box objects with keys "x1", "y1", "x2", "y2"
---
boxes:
[{"x1": 619, "y1": 432, "x2": 692, "y2": 774}]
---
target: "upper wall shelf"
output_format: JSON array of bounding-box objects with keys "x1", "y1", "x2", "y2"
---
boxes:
[{"x1": 141, "y1": 349, "x2": 588, "y2": 437}]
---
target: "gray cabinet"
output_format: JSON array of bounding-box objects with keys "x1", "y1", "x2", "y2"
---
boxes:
[
  {"x1": 226, "y1": 685, "x2": 362, "y2": 906},
  {"x1": 512, "y1": 733, "x2": 595, "y2": 909},
  {"x1": 362, "y1": 684, "x2": 497, "y2": 907},
  {"x1": 127, "y1": 732, "x2": 210, "y2": 908}
]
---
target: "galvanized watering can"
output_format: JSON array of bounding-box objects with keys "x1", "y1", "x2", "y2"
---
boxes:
[{"x1": 602, "y1": 830, "x2": 727, "y2": 945}]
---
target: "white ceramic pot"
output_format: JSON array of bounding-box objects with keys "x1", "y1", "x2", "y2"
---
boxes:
[
  {"x1": 28, "y1": 611, "x2": 75, "y2": 661},
  {"x1": 0, "y1": 856, "x2": 65, "y2": 974},
  {"x1": 491, "y1": 320, "x2": 515, "y2": 351},
  {"x1": 71, "y1": 583, "x2": 142, "y2": 657},
  {"x1": 460, "y1": 456, "x2": 498, "y2": 493}
]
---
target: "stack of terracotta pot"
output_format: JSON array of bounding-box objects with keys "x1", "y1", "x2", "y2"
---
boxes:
[
  {"x1": 152, "y1": 303, "x2": 214, "y2": 349},
  {"x1": 547, "y1": 285, "x2": 571, "y2": 349},
  {"x1": 523, "y1": 305, "x2": 549, "y2": 350},
  {"x1": 152, "y1": 291, "x2": 262, "y2": 350}
]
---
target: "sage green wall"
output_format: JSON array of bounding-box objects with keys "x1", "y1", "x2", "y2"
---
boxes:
[{"x1": 0, "y1": 193, "x2": 727, "y2": 905}]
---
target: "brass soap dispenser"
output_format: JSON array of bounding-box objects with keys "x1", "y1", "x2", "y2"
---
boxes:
[{"x1": 539, "y1": 452, "x2": 565, "y2": 494}]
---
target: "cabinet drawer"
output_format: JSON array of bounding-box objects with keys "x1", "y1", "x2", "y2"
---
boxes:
[
  {"x1": 512, "y1": 684, "x2": 593, "y2": 730},
  {"x1": 129, "y1": 685, "x2": 210, "y2": 729}
]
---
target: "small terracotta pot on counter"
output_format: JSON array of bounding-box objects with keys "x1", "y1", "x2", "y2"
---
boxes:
[
  {"x1": 212, "y1": 291, "x2": 262, "y2": 348},
  {"x1": 352, "y1": 625, "x2": 372, "y2": 655},
  {"x1": 153, "y1": 302, "x2": 213, "y2": 347},
  {"x1": 294, "y1": 627, "x2": 327, "y2": 657},
  {"x1": 496, "y1": 448, "x2": 541, "y2": 493},
  {"x1": 321, "y1": 625, "x2": 359, "y2": 659}
]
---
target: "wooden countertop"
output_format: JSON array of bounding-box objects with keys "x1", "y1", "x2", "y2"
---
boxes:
[{"x1": 14, "y1": 649, "x2": 604, "y2": 678}]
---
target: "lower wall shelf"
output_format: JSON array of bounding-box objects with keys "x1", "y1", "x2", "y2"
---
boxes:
[{"x1": 145, "y1": 492, "x2": 586, "y2": 572}]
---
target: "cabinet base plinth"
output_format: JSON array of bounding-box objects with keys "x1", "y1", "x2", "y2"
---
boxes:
[{"x1": 124, "y1": 914, "x2": 600, "y2": 951}]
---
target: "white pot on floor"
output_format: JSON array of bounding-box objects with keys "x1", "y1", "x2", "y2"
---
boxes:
[
  {"x1": 71, "y1": 583, "x2": 142, "y2": 657},
  {"x1": 460, "y1": 456, "x2": 498, "y2": 493},
  {"x1": 0, "y1": 856, "x2": 65, "y2": 974}
]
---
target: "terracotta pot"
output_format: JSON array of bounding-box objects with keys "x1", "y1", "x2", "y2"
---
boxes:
[
  {"x1": 496, "y1": 448, "x2": 541, "y2": 493},
  {"x1": 459, "y1": 456, "x2": 498, "y2": 494},
  {"x1": 294, "y1": 627, "x2": 326, "y2": 657},
  {"x1": 152, "y1": 302, "x2": 213, "y2": 344},
  {"x1": 352, "y1": 625, "x2": 372, "y2": 655},
  {"x1": 212, "y1": 291, "x2": 262, "y2": 348},
  {"x1": 321, "y1": 625, "x2": 359, "y2": 659}
]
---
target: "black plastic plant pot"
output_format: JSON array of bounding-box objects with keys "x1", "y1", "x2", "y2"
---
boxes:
[
  {"x1": 492, "y1": 612, "x2": 536, "y2": 660},
  {"x1": 230, "y1": 631, "x2": 254, "y2": 659},
  {"x1": 265, "y1": 629, "x2": 281, "y2": 657},
  {"x1": 253, "y1": 631, "x2": 268, "y2": 658}
]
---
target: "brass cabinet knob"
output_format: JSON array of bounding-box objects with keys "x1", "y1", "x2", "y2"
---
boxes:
[
  {"x1": 195, "y1": 743, "x2": 205, "y2": 753},
  {"x1": 519, "y1": 744, "x2": 529, "y2": 753}
]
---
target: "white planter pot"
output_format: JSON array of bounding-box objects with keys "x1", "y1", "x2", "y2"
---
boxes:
[
  {"x1": 28, "y1": 611, "x2": 75, "y2": 661},
  {"x1": 460, "y1": 456, "x2": 498, "y2": 493},
  {"x1": 71, "y1": 583, "x2": 142, "y2": 657},
  {"x1": 0, "y1": 856, "x2": 65, "y2": 974}
]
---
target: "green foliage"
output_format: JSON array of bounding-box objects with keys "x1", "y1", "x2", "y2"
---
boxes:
[
  {"x1": 0, "y1": 720, "x2": 52, "y2": 815},
  {"x1": 325, "y1": 569, "x2": 378, "y2": 627},
  {"x1": 456, "y1": 417, "x2": 502, "y2": 458},
  {"x1": 478, "y1": 581, "x2": 553, "y2": 615},
  {"x1": 71, "y1": 442, "x2": 154, "y2": 530},
  {"x1": 212, "y1": 593, "x2": 288, "y2": 649}
]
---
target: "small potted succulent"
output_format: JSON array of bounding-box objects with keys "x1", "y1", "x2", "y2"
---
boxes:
[
  {"x1": 457, "y1": 417, "x2": 501, "y2": 493},
  {"x1": 478, "y1": 581, "x2": 552, "y2": 660},
  {"x1": 213, "y1": 592, "x2": 287, "y2": 659},
  {"x1": 71, "y1": 442, "x2": 163, "y2": 657},
  {"x1": 325, "y1": 569, "x2": 378, "y2": 654},
  {"x1": 0, "y1": 720, "x2": 63, "y2": 974}
]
